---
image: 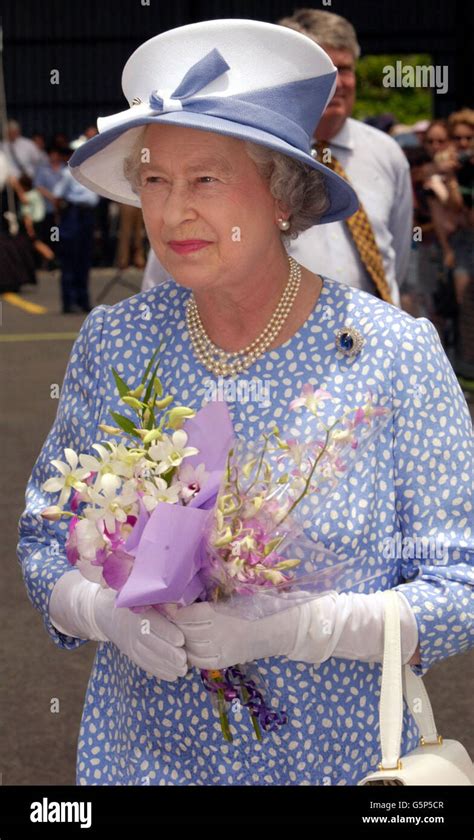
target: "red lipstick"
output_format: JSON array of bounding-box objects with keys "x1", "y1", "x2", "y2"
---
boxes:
[{"x1": 169, "y1": 240, "x2": 211, "y2": 254}]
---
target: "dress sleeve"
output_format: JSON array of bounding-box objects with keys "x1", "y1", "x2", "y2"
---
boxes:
[
  {"x1": 16, "y1": 305, "x2": 107, "y2": 649},
  {"x1": 390, "y1": 316, "x2": 474, "y2": 676}
]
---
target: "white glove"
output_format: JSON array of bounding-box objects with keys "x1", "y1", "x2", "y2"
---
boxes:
[
  {"x1": 170, "y1": 589, "x2": 418, "y2": 670},
  {"x1": 49, "y1": 569, "x2": 188, "y2": 681}
]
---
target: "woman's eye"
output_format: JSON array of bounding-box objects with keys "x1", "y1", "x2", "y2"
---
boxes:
[
  {"x1": 144, "y1": 176, "x2": 164, "y2": 185},
  {"x1": 198, "y1": 176, "x2": 216, "y2": 183}
]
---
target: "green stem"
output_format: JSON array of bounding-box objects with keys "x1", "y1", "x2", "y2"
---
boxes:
[
  {"x1": 217, "y1": 689, "x2": 233, "y2": 742},
  {"x1": 279, "y1": 418, "x2": 342, "y2": 526},
  {"x1": 245, "y1": 435, "x2": 270, "y2": 495},
  {"x1": 241, "y1": 683, "x2": 262, "y2": 741},
  {"x1": 225, "y1": 448, "x2": 233, "y2": 484}
]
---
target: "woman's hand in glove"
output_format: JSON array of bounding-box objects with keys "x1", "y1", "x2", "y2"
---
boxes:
[
  {"x1": 169, "y1": 589, "x2": 419, "y2": 670},
  {"x1": 168, "y1": 595, "x2": 337, "y2": 670},
  {"x1": 94, "y1": 588, "x2": 188, "y2": 681},
  {"x1": 49, "y1": 570, "x2": 188, "y2": 681}
]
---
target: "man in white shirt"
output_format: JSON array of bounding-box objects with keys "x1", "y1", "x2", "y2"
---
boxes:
[
  {"x1": 1, "y1": 120, "x2": 47, "y2": 179},
  {"x1": 279, "y1": 9, "x2": 412, "y2": 307}
]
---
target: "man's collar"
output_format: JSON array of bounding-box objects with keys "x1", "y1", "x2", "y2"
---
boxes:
[{"x1": 322, "y1": 118, "x2": 355, "y2": 152}]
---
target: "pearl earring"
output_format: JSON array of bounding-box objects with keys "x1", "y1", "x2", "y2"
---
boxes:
[{"x1": 277, "y1": 217, "x2": 290, "y2": 231}]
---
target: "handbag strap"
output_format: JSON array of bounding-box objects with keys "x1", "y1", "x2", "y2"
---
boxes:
[
  {"x1": 403, "y1": 663, "x2": 439, "y2": 744},
  {"x1": 379, "y1": 590, "x2": 441, "y2": 769}
]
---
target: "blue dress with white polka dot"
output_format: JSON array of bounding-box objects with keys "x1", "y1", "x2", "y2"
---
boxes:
[{"x1": 17, "y1": 276, "x2": 474, "y2": 785}]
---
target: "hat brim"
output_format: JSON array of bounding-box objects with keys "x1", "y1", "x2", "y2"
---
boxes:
[{"x1": 69, "y1": 112, "x2": 359, "y2": 224}]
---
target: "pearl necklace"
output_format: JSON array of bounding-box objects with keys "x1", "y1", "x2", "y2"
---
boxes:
[{"x1": 186, "y1": 256, "x2": 302, "y2": 377}]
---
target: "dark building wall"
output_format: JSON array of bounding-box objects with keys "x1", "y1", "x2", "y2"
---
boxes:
[{"x1": 1, "y1": 0, "x2": 472, "y2": 140}]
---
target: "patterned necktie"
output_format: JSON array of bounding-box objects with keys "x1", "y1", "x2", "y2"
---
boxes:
[{"x1": 313, "y1": 141, "x2": 393, "y2": 304}]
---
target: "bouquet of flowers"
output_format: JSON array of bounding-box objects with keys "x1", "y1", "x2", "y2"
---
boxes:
[
  {"x1": 42, "y1": 350, "x2": 392, "y2": 742},
  {"x1": 41, "y1": 347, "x2": 213, "y2": 602},
  {"x1": 178, "y1": 386, "x2": 392, "y2": 739}
]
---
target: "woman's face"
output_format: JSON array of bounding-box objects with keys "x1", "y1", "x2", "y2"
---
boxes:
[
  {"x1": 451, "y1": 121, "x2": 473, "y2": 152},
  {"x1": 423, "y1": 125, "x2": 450, "y2": 158},
  {"x1": 137, "y1": 124, "x2": 283, "y2": 291}
]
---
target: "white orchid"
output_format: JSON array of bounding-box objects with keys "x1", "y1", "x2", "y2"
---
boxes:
[
  {"x1": 148, "y1": 430, "x2": 198, "y2": 475},
  {"x1": 289, "y1": 384, "x2": 332, "y2": 415},
  {"x1": 285, "y1": 440, "x2": 307, "y2": 468},
  {"x1": 73, "y1": 518, "x2": 107, "y2": 584},
  {"x1": 42, "y1": 448, "x2": 91, "y2": 507},
  {"x1": 79, "y1": 442, "x2": 144, "y2": 485},
  {"x1": 141, "y1": 477, "x2": 182, "y2": 512},
  {"x1": 177, "y1": 462, "x2": 209, "y2": 502},
  {"x1": 85, "y1": 474, "x2": 138, "y2": 533},
  {"x1": 330, "y1": 427, "x2": 355, "y2": 444}
]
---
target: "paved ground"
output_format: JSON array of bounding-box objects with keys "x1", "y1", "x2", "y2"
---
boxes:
[{"x1": 1, "y1": 269, "x2": 473, "y2": 785}]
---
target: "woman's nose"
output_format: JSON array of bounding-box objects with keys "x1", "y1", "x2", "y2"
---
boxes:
[{"x1": 161, "y1": 183, "x2": 197, "y2": 226}]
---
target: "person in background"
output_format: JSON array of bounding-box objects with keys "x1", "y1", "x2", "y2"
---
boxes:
[
  {"x1": 1, "y1": 120, "x2": 46, "y2": 179},
  {"x1": 0, "y1": 150, "x2": 28, "y2": 290},
  {"x1": 412, "y1": 119, "x2": 430, "y2": 145},
  {"x1": 116, "y1": 203, "x2": 146, "y2": 269},
  {"x1": 447, "y1": 109, "x2": 474, "y2": 381},
  {"x1": 0, "y1": 150, "x2": 37, "y2": 290},
  {"x1": 33, "y1": 145, "x2": 67, "y2": 267},
  {"x1": 401, "y1": 145, "x2": 463, "y2": 321},
  {"x1": 422, "y1": 121, "x2": 463, "y2": 263},
  {"x1": 70, "y1": 126, "x2": 115, "y2": 268},
  {"x1": 446, "y1": 110, "x2": 474, "y2": 294},
  {"x1": 52, "y1": 153, "x2": 99, "y2": 314},
  {"x1": 423, "y1": 120, "x2": 452, "y2": 159},
  {"x1": 419, "y1": 120, "x2": 466, "y2": 353},
  {"x1": 399, "y1": 146, "x2": 433, "y2": 318},
  {"x1": 278, "y1": 8, "x2": 412, "y2": 307},
  {"x1": 17, "y1": 173, "x2": 55, "y2": 265},
  {"x1": 31, "y1": 132, "x2": 49, "y2": 162}
]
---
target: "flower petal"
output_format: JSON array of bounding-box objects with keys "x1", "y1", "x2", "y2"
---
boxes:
[
  {"x1": 50, "y1": 459, "x2": 69, "y2": 477},
  {"x1": 64, "y1": 448, "x2": 78, "y2": 470},
  {"x1": 172, "y1": 429, "x2": 188, "y2": 449},
  {"x1": 79, "y1": 454, "x2": 101, "y2": 471},
  {"x1": 42, "y1": 477, "x2": 65, "y2": 492}
]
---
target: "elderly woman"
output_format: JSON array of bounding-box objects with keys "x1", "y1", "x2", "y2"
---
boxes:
[{"x1": 18, "y1": 20, "x2": 473, "y2": 786}]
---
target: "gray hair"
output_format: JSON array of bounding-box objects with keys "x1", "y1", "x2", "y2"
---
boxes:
[
  {"x1": 123, "y1": 127, "x2": 329, "y2": 238},
  {"x1": 278, "y1": 8, "x2": 361, "y2": 62},
  {"x1": 243, "y1": 141, "x2": 329, "y2": 238}
]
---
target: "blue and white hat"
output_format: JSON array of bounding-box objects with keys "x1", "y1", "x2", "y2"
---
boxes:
[{"x1": 69, "y1": 18, "x2": 359, "y2": 224}]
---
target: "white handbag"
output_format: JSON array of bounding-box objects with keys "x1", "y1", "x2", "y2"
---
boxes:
[{"x1": 358, "y1": 589, "x2": 474, "y2": 786}]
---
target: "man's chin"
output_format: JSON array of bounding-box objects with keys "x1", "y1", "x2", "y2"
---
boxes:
[{"x1": 326, "y1": 102, "x2": 348, "y2": 117}]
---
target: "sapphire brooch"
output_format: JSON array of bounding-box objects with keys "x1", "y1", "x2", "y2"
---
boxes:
[{"x1": 335, "y1": 326, "x2": 365, "y2": 357}]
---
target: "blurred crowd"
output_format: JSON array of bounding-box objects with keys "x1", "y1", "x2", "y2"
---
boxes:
[
  {"x1": 366, "y1": 109, "x2": 474, "y2": 380},
  {"x1": 0, "y1": 104, "x2": 472, "y2": 374},
  {"x1": 0, "y1": 120, "x2": 146, "y2": 311}
]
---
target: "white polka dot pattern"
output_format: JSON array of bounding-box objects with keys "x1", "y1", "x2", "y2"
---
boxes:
[{"x1": 17, "y1": 276, "x2": 473, "y2": 785}]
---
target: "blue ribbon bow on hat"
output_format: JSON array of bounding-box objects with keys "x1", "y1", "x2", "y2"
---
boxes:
[{"x1": 149, "y1": 48, "x2": 230, "y2": 113}]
